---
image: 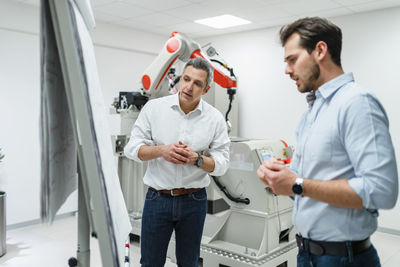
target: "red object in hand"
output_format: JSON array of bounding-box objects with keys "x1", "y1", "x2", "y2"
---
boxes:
[{"x1": 277, "y1": 158, "x2": 291, "y2": 164}]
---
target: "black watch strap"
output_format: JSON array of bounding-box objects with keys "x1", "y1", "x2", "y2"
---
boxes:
[
  {"x1": 195, "y1": 152, "x2": 203, "y2": 167},
  {"x1": 292, "y1": 177, "x2": 304, "y2": 196}
]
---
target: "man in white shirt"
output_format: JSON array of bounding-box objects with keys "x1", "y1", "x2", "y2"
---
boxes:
[{"x1": 124, "y1": 58, "x2": 230, "y2": 267}]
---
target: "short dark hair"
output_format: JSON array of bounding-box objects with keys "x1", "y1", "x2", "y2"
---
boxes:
[
  {"x1": 183, "y1": 58, "x2": 213, "y2": 87},
  {"x1": 279, "y1": 17, "x2": 342, "y2": 67}
]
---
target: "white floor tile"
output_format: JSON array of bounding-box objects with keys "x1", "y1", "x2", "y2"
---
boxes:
[
  {"x1": 382, "y1": 251, "x2": 400, "y2": 267},
  {"x1": 372, "y1": 231, "x2": 400, "y2": 265}
]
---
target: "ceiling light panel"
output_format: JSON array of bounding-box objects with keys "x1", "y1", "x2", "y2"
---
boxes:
[{"x1": 194, "y1": 14, "x2": 251, "y2": 29}]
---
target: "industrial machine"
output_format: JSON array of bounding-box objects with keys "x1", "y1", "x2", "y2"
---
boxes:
[{"x1": 205, "y1": 139, "x2": 296, "y2": 266}]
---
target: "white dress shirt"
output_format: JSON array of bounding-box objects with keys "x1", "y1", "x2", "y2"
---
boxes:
[{"x1": 124, "y1": 93, "x2": 230, "y2": 190}]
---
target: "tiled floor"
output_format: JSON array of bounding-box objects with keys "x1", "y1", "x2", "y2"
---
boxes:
[{"x1": 1, "y1": 214, "x2": 400, "y2": 267}]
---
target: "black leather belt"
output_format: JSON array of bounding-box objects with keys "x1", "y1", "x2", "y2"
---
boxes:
[{"x1": 296, "y1": 234, "x2": 371, "y2": 257}]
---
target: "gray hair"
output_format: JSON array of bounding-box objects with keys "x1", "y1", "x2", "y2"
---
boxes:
[{"x1": 183, "y1": 58, "x2": 213, "y2": 87}]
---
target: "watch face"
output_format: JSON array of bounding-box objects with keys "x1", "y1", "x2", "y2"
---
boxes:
[
  {"x1": 196, "y1": 155, "x2": 203, "y2": 167},
  {"x1": 292, "y1": 183, "x2": 303, "y2": 195}
]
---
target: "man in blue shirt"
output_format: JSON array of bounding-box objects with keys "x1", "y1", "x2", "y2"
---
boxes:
[{"x1": 257, "y1": 17, "x2": 398, "y2": 267}]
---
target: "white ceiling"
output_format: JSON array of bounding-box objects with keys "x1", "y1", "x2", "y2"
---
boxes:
[{"x1": 16, "y1": 0, "x2": 400, "y2": 38}]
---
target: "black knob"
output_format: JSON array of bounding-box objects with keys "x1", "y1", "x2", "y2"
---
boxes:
[{"x1": 68, "y1": 257, "x2": 78, "y2": 267}]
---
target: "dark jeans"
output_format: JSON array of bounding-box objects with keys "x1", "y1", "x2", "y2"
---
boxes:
[
  {"x1": 140, "y1": 187, "x2": 207, "y2": 267},
  {"x1": 297, "y1": 243, "x2": 381, "y2": 267}
]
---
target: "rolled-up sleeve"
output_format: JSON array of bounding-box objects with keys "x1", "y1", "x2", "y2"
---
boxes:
[
  {"x1": 207, "y1": 116, "x2": 230, "y2": 176},
  {"x1": 124, "y1": 102, "x2": 155, "y2": 163},
  {"x1": 342, "y1": 95, "x2": 398, "y2": 210}
]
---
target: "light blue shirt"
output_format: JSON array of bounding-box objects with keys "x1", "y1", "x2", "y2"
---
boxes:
[{"x1": 290, "y1": 73, "x2": 398, "y2": 241}]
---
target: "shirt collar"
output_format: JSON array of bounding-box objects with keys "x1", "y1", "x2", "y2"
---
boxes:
[
  {"x1": 317, "y1": 72, "x2": 354, "y2": 100},
  {"x1": 170, "y1": 92, "x2": 180, "y2": 108},
  {"x1": 170, "y1": 92, "x2": 203, "y2": 114},
  {"x1": 306, "y1": 73, "x2": 354, "y2": 107}
]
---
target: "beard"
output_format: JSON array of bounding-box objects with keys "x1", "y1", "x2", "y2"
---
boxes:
[{"x1": 298, "y1": 61, "x2": 320, "y2": 93}]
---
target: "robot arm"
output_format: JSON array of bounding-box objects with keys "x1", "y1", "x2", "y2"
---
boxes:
[{"x1": 140, "y1": 32, "x2": 237, "y2": 100}]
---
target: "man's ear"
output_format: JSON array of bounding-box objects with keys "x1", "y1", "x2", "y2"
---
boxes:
[
  {"x1": 314, "y1": 41, "x2": 328, "y2": 61},
  {"x1": 203, "y1": 85, "x2": 211, "y2": 94}
]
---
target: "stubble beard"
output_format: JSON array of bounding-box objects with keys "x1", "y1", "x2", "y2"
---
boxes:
[{"x1": 298, "y1": 62, "x2": 320, "y2": 93}]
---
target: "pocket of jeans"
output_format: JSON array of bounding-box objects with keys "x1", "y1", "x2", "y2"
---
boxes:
[
  {"x1": 145, "y1": 189, "x2": 158, "y2": 201},
  {"x1": 191, "y1": 189, "x2": 207, "y2": 201}
]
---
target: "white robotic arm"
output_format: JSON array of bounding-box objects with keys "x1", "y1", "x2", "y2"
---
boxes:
[{"x1": 139, "y1": 32, "x2": 237, "y2": 99}]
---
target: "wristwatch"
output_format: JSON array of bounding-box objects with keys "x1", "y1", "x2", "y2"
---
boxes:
[
  {"x1": 195, "y1": 152, "x2": 203, "y2": 167},
  {"x1": 292, "y1": 177, "x2": 304, "y2": 196}
]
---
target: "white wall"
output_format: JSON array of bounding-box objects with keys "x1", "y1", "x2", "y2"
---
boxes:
[
  {"x1": 199, "y1": 8, "x2": 400, "y2": 232},
  {"x1": 201, "y1": 25, "x2": 307, "y2": 144},
  {"x1": 0, "y1": 0, "x2": 166, "y2": 225}
]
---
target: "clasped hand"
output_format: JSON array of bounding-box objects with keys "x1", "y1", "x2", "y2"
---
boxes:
[
  {"x1": 257, "y1": 157, "x2": 297, "y2": 196},
  {"x1": 161, "y1": 141, "x2": 198, "y2": 165}
]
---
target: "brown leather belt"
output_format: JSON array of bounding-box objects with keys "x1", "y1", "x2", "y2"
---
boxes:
[
  {"x1": 150, "y1": 187, "x2": 202, "y2": 196},
  {"x1": 296, "y1": 234, "x2": 371, "y2": 257}
]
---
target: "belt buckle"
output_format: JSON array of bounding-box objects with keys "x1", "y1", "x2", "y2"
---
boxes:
[
  {"x1": 309, "y1": 241, "x2": 325, "y2": 256},
  {"x1": 170, "y1": 189, "x2": 176, "y2": 196}
]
